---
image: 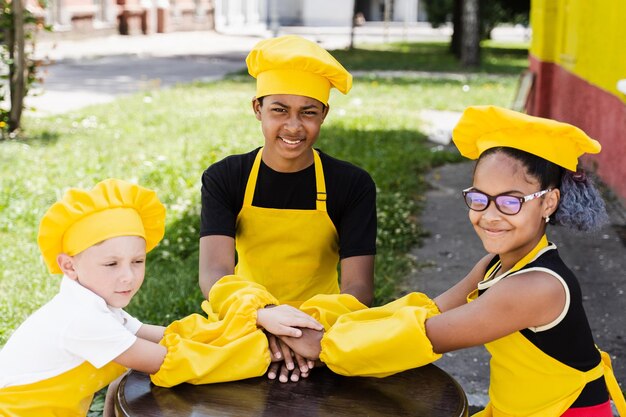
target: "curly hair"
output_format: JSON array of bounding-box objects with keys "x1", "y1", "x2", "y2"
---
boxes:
[
  {"x1": 477, "y1": 147, "x2": 608, "y2": 232},
  {"x1": 556, "y1": 170, "x2": 609, "y2": 231}
]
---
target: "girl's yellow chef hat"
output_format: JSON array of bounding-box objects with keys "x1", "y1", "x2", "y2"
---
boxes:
[
  {"x1": 37, "y1": 179, "x2": 166, "y2": 274},
  {"x1": 452, "y1": 105, "x2": 601, "y2": 171},
  {"x1": 246, "y1": 35, "x2": 352, "y2": 106}
]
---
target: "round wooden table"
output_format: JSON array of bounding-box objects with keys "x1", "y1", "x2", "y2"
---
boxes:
[{"x1": 115, "y1": 365, "x2": 468, "y2": 417}]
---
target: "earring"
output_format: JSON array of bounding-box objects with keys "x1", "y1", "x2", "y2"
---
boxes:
[{"x1": 544, "y1": 216, "x2": 550, "y2": 224}]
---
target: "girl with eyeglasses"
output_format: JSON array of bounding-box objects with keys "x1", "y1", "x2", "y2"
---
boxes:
[{"x1": 283, "y1": 106, "x2": 625, "y2": 417}]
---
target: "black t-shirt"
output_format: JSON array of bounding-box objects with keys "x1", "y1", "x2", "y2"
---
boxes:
[{"x1": 200, "y1": 147, "x2": 377, "y2": 259}]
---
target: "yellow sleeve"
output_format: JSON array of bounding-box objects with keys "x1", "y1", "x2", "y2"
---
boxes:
[
  {"x1": 150, "y1": 285, "x2": 276, "y2": 387},
  {"x1": 298, "y1": 293, "x2": 368, "y2": 330},
  {"x1": 319, "y1": 292, "x2": 442, "y2": 378},
  {"x1": 201, "y1": 274, "x2": 279, "y2": 322}
]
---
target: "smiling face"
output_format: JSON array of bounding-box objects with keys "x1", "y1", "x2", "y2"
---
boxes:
[
  {"x1": 469, "y1": 151, "x2": 558, "y2": 270},
  {"x1": 252, "y1": 94, "x2": 329, "y2": 172},
  {"x1": 58, "y1": 235, "x2": 147, "y2": 308}
]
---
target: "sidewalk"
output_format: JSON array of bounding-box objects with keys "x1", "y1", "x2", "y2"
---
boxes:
[{"x1": 29, "y1": 31, "x2": 262, "y2": 114}]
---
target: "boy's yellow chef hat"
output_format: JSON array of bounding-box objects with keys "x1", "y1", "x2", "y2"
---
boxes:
[
  {"x1": 452, "y1": 105, "x2": 601, "y2": 171},
  {"x1": 38, "y1": 179, "x2": 166, "y2": 274},
  {"x1": 246, "y1": 35, "x2": 352, "y2": 106}
]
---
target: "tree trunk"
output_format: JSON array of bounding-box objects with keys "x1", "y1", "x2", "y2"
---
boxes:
[
  {"x1": 383, "y1": 0, "x2": 391, "y2": 43},
  {"x1": 461, "y1": 0, "x2": 480, "y2": 67},
  {"x1": 9, "y1": 0, "x2": 26, "y2": 133},
  {"x1": 349, "y1": 0, "x2": 357, "y2": 50},
  {"x1": 450, "y1": 0, "x2": 463, "y2": 58}
]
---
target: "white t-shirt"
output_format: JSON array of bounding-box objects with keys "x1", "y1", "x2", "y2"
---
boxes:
[{"x1": 0, "y1": 276, "x2": 142, "y2": 388}]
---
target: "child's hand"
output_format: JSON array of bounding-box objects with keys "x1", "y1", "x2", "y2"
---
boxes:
[
  {"x1": 256, "y1": 305, "x2": 323, "y2": 337},
  {"x1": 279, "y1": 327, "x2": 324, "y2": 361},
  {"x1": 267, "y1": 335, "x2": 313, "y2": 383}
]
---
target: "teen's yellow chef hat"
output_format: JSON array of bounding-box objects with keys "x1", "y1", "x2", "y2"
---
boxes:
[
  {"x1": 452, "y1": 105, "x2": 601, "y2": 171},
  {"x1": 38, "y1": 179, "x2": 166, "y2": 274},
  {"x1": 246, "y1": 35, "x2": 352, "y2": 106}
]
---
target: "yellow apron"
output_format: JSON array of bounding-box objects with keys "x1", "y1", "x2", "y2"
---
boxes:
[
  {"x1": 468, "y1": 236, "x2": 626, "y2": 416},
  {"x1": 233, "y1": 147, "x2": 340, "y2": 307},
  {"x1": 0, "y1": 360, "x2": 126, "y2": 417},
  {"x1": 169, "y1": 149, "x2": 368, "y2": 387}
]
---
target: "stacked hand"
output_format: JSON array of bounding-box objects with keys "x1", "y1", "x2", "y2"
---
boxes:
[{"x1": 256, "y1": 305, "x2": 325, "y2": 382}]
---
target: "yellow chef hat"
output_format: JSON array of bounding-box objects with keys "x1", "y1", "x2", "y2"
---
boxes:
[
  {"x1": 452, "y1": 105, "x2": 601, "y2": 171},
  {"x1": 38, "y1": 179, "x2": 166, "y2": 274},
  {"x1": 246, "y1": 35, "x2": 352, "y2": 106}
]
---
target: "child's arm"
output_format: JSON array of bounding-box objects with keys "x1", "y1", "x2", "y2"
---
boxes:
[
  {"x1": 427, "y1": 268, "x2": 566, "y2": 353},
  {"x1": 433, "y1": 254, "x2": 493, "y2": 312},
  {"x1": 135, "y1": 324, "x2": 166, "y2": 343},
  {"x1": 113, "y1": 327, "x2": 167, "y2": 374}
]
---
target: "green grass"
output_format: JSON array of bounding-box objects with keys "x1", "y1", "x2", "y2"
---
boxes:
[
  {"x1": 0, "y1": 40, "x2": 526, "y2": 346},
  {"x1": 321, "y1": 40, "x2": 529, "y2": 74}
]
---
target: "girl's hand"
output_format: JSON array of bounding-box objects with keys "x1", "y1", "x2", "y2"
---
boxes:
[
  {"x1": 278, "y1": 327, "x2": 323, "y2": 361},
  {"x1": 256, "y1": 304, "x2": 323, "y2": 337}
]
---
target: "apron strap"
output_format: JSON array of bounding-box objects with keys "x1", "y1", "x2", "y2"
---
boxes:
[
  {"x1": 313, "y1": 150, "x2": 327, "y2": 212},
  {"x1": 600, "y1": 350, "x2": 626, "y2": 416},
  {"x1": 243, "y1": 148, "x2": 264, "y2": 207},
  {"x1": 243, "y1": 148, "x2": 327, "y2": 212}
]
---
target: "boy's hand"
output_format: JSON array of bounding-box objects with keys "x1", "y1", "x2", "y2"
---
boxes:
[{"x1": 256, "y1": 305, "x2": 323, "y2": 337}]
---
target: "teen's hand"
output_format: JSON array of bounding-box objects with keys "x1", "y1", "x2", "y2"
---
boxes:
[
  {"x1": 267, "y1": 360, "x2": 311, "y2": 383},
  {"x1": 268, "y1": 335, "x2": 312, "y2": 373},
  {"x1": 278, "y1": 327, "x2": 323, "y2": 361},
  {"x1": 267, "y1": 335, "x2": 313, "y2": 382}
]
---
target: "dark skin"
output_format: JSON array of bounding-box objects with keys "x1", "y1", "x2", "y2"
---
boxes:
[
  {"x1": 199, "y1": 94, "x2": 375, "y2": 383},
  {"x1": 278, "y1": 328, "x2": 324, "y2": 361},
  {"x1": 265, "y1": 328, "x2": 325, "y2": 382},
  {"x1": 264, "y1": 328, "x2": 325, "y2": 382}
]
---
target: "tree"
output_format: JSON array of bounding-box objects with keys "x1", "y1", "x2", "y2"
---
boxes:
[
  {"x1": 423, "y1": 0, "x2": 530, "y2": 62},
  {"x1": 461, "y1": 0, "x2": 480, "y2": 67},
  {"x1": 450, "y1": 0, "x2": 462, "y2": 58},
  {"x1": 1, "y1": 0, "x2": 48, "y2": 138}
]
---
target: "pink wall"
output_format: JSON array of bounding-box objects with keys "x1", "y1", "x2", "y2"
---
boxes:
[{"x1": 529, "y1": 55, "x2": 626, "y2": 202}]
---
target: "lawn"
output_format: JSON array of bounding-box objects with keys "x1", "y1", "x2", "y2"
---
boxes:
[{"x1": 0, "y1": 40, "x2": 525, "y2": 347}]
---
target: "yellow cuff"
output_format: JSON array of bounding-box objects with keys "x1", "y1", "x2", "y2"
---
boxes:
[
  {"x1": 151, "y1": 284, "x2": 278, "y2": 387},
  {"x1": 319, "y1": 293, "x2": 442, "y2": 377},
  {"x1": 151, "y1": 330, "x2": 270, "y2": 387},
  {"x1": 204, "y1": 275, "x2": 279, "y2": 321},
  {"x1": 299, "y1": 293, "x2": 367, "y2": 330}
]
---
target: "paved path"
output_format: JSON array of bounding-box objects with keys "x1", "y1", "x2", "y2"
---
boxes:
[{"x1": 29, "y1": 31, "x2": 261, "y2": 114}]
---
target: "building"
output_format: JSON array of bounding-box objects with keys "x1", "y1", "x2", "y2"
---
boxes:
[
  {"x1": 31, "y1": 0, "x2": 428, "y2": 38},
  {"x1": 33, "y1": 0, "x2": 215, "y2": 36},
  {"x1": 528, "y1": 0, "x2": 626, "y2": 202},
  {"x1": 213, "y1": 0, "x2": 427, "y2": 32}
]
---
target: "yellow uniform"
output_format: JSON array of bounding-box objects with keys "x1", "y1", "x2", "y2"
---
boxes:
[
  {"x1": 320, "y1": 237, "x2": 626, "y2": 416},
  {"x1": 469, "y1": 237, "x2": 626, "y2": 416}
]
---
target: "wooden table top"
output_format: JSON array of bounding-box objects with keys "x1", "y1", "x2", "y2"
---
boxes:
[{"x1": 115, "y1": 364, "x2": 467, "y2": 417}]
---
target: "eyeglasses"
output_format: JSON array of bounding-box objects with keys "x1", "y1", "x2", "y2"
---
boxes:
[{"x1": 462, "y1": 187, "x2": 552, "y2": 215}]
